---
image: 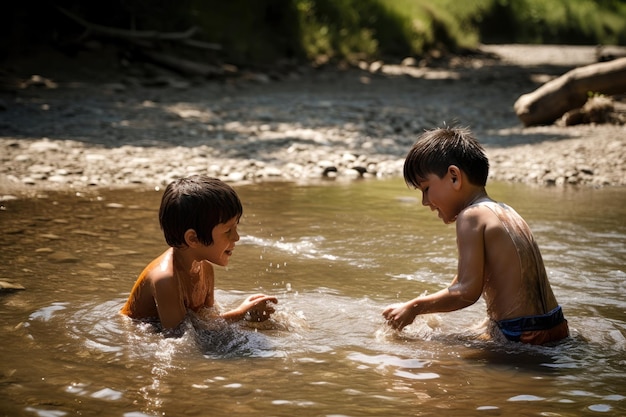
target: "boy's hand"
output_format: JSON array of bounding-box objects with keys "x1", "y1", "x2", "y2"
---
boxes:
[
  {"x1": 241, "y1": 294, "x2": 278, "y2": 322},
  {"x1": 382, "y1": 302, "x2": 417, "y2": 331}
]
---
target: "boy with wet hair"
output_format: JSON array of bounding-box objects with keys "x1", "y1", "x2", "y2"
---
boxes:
[
  {"x1": 383, "y1": 126, "x2": 569, "y2": 345},
  {"x1": 121, "y1": 175, "x2": 277, "y2": 336}
]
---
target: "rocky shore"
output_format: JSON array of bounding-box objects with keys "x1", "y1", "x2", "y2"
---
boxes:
[{"x1": 1, "y1": 44, "x2": 624, "y2": 198}]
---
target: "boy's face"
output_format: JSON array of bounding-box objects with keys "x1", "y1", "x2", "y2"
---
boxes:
[
  {"x1": 200, "y1": 216, "x2": 240, "y2": 266},
  {"x1": 416, "y1": 172, "x2": 459, "y2": 224}
]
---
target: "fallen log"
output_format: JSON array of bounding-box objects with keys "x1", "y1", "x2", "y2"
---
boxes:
[
  {"x1": 58, "y1": 7, "x2": 198, "y2": 41},
  {"x1": 514, "y1": 57, "x2": 626, "y2": 126},
  {"x1": 56, "y1": 6, "x2": 226, "y2": 79},
  {"x1": 57, "y1": 6, "x2": 221, "y2": 50}
]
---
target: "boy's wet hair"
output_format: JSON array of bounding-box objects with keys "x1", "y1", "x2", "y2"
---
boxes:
[
  {"x1": 159, "y1": 175, "x2": 243, "y2": 248},
  {"x1": 403, "y1": 126, "x2": 489, "y2": 188}
]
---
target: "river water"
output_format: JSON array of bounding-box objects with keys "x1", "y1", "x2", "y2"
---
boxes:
[{"x1": 1, "y1": 179, "x2": 625, "y2": 416}]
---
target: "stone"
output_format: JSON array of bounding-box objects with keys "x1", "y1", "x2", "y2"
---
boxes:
[{"x1": 0, "y1": 280, "x2": 26, "y2": 292}]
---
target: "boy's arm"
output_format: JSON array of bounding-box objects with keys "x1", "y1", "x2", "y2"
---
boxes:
[
  {"x1": 152, "y1": 274, "x2": 187, "y2": 330},
  {"x1": 452, "y1": 205, "x2": 488, "y2": 305},
  {"x1": 220, "y1": 294, "x2": 278, "y2": 322},
  {"x1": 383, "y1": 208, "x2": 486, "y2": 330},
  {"x1": 383, "y1": 279, "x2": 481, "y2": 330}
]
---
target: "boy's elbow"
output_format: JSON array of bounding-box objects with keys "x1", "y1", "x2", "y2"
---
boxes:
[
  {"x1": 459, "y1": 296, "x2": 479, "y2": 309},
  {"x1": 463, "y1": 289, "x2": 482, "y2": 305},
  {"x1": 160, "y1": 315, "x2": 187, "y2": 337},
  {"x1": 454, "y1": 288, "x2": 481, "y2": 308},
  {"x1": 162, "y1": 326, "x2": 185, "y2": 338}
]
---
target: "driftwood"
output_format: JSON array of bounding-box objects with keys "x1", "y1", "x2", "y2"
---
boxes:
[
  {"x1": 57, "y1": 7, "x2": 226, "y2": 78},
  {"x1": 514, "y1": 57, "x2": 626, "y2": 126},
  {"x1": 139, "y1": 50, "x2": 224, "y2": 77},
  {"x1": 58, "y1": 7, "x2": 204, "y2": 42},
  {"x1": 58, "y1": 7, "x2": 221, "y2": 50}
]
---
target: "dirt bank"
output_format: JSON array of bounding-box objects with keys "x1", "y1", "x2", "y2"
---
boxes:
[{"x1": 1, "y1": 44, "x2": 624, "y2": 198}]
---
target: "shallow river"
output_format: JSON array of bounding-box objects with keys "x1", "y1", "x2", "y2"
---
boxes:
[{"x1": 1, "y1": 179, "x2": 625, "y2": 416}]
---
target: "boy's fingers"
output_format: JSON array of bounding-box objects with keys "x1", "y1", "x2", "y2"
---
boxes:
[{"x1": 249, "y1": 294, "x2": 266, "y2": 301}]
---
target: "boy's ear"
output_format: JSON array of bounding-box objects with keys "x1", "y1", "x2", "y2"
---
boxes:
[
  {"x1": 448, "y1": 165, "x2": 462, "y2": 188},
  {"x1": 184, "y1": 229, "x2": 200, "y2": 247}
]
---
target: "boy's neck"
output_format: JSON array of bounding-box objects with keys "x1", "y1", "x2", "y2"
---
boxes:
[
  {"x1": 171, "y1": 246, "x2": 199, "y2": 277},
  {"x1": 464, "y1": 187, "x2": 490, "y2": 207}
]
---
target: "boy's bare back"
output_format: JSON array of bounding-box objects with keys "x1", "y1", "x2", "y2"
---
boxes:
[{"x1": 457, "y1": 199, "x2": 559, "y2": 322}]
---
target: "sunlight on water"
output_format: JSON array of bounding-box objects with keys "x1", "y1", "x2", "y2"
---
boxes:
[
  {"x1": 1, "y1": 179, "x2": 625, "y2": 416},
  {"x1": 241, "y1": 234, "x2": 339, "y2": 261}
]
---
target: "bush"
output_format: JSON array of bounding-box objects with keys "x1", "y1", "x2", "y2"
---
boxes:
[{"x1": 3, "y1": 0, "x2": 624, "y2": 65}]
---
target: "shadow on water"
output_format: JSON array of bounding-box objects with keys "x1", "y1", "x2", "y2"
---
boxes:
[{"x1": 1, "y1": 179, "x2": 625, "y2": 416}]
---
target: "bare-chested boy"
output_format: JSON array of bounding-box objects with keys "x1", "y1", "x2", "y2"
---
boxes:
[
  {"x1": 382, "y1": 127, "x2": 568, "y2": 345},
  {"x1": 120, "y1": 175, "x2": 277, "y2": 336}
]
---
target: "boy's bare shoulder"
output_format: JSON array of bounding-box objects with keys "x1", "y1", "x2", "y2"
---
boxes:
[
  {"x1": 143, "y1": 250, "x2": 176, "y2": 286},
  {"x1": 456, "y1": 202, "x2": 508, "y2": 236},
  {"x1": 147, "y1": 266, "x2": 174, "y2": 284},
  {"x1": 457, "y1": 202, "x2": 495, "y2": 224}
]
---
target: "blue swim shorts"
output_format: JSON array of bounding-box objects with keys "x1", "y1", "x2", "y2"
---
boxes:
[{"x1": 497, "y1": 306, "x2": 569, "y2": 345}]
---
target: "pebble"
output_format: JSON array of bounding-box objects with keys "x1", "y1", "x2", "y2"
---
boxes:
[
  {"x1": 40, "y1": 233, "x2": 62, "y2": 240},
  {"x1": 35, "y1": 248, "x2": 54, "y2": 253},
  {"x1": 48, "y1": 252, "x2": 80, "y2": 263},
  {"x1": 0, "y1": 280, "x2": 26, "y2": 292}
]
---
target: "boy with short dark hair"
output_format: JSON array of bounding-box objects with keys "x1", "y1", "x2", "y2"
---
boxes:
[
  {"x1": 383, "y1": 127, "x2": 568, "y2": 345},
  {"x1": 121, "y1": 175, "x2": 277, "y2": 336}
]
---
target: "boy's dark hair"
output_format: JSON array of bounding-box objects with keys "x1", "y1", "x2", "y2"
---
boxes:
[
  {"x1": 403, "y1": 126, "x2": 489, "y2": 188},
  {"x1": 159, "y1": 175, "x2": 243, "y2": 248}
]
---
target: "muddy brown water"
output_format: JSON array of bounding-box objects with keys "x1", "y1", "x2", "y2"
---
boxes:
[{"x1": 1, "y1": 179, "x2": 625, "y2": 416}]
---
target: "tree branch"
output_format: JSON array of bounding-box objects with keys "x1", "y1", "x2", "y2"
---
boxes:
[{"x1": 57, "y1": 6, "x2": 207, "y2": 43}]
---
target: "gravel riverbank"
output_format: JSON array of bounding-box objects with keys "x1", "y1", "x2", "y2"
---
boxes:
[{"x1": 1, "y1": 44, "x2": 624, "y2": 198}]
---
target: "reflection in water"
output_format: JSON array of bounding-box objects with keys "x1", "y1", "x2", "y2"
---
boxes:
[{"x1": 0, "y1": 179, "x2": 625, "y2": 416}]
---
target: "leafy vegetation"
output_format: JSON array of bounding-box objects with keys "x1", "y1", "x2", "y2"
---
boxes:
[
  {"x1": 4, "y1": 0, "x2": 625, "y2": 65},
  {"x1": 186, "y1": 0, "x2": 626, "y2": 64}
]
